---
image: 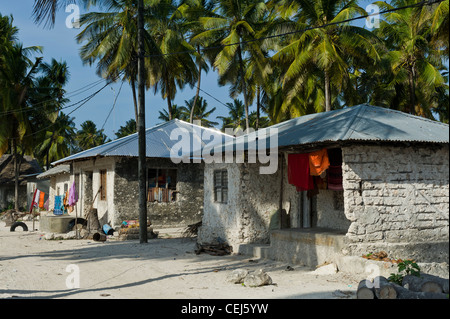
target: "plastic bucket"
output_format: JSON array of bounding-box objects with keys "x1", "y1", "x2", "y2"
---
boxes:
[{"x1": 103, "y1": 224, "x2": 114, "y2": 236}]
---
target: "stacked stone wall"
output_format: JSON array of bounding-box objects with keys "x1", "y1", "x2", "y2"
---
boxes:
[{"x1": 342, "y1": 144, "x2": 449, "y2": 262}]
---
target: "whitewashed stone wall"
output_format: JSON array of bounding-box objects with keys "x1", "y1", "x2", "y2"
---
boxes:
[
  {"x1": 199, "y1": 161, "x2": 290, "y2": 250},
  {"x1": 199, "y1": 154, "x2": 350, "y2": 251},
  {"x1": 198, "y1": 162, "x2": 243, "y2": 247},
  {"x1": 342, "y1": 144, "x2": 449, "y2": 262},
  {"x1": 73, "y1": 157, "x2": 116, "y2": 226}
]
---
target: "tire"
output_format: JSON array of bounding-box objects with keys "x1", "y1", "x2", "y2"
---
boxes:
[
  {"x1": 10, "y1": 221, "x2": 28, "y2": 232},
  {"x1": 67, "y1": 218, "x2": 87, "y2": 232}
]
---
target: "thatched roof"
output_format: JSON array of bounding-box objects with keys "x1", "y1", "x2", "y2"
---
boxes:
[{"x1": 0, "y1": 154, "x2": 43, "y2": 186}]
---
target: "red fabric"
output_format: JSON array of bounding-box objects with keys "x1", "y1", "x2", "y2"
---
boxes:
[
  {"x1": 29, "y1": 189, "x2": 37, "y2": 214},
  {"x1": 288, "y1": 153, "x2": 314, "y2": 191}
]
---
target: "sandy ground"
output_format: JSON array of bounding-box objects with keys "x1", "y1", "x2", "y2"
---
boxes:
[{"x1": 0, "y1": 220, "x2": 360, "y2": 300}]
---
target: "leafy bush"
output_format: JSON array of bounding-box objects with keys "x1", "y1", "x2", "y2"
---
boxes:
[{"x1": 388, "y1": 259, "x2": 420, "y2": 285}]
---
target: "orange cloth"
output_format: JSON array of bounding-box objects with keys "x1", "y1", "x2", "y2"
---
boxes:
[
  {"x1": 309, "y1": 149, "x2": 330, "y2": 176},
  {"x1": 63, "y1": 191, "x2": 69, "y2": 208},
  {"x1": 39, "y1": 191, "x2": 45, "y2": 208}
]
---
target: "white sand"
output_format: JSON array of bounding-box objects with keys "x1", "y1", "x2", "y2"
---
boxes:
[{"x1": 0, "y1": 221, "x2": 360, "y2": 299}]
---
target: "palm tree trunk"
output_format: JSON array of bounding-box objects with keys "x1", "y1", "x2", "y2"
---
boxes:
[
  {"x1": 12, "y1": 138, "x2": 19, "y2": 211},
  {"x1": 191, "y1": 46, "x2": 202, "y2": 124},
  {"x1": 256, "y1": 85, "x2": 261, "y2": 131},
  {"x1": 46, "y1": 145, "x2": 51, "y2": 170},
  {"x1": 408, "y1": 66, "x2": 416, "y2": 116},
  {"x1": 131, "y1": 80, "x2": 139, "y2": 127},
  {"x1": 164, "y1": 72, "x2": 173, "y2": 121},
  {"x1": 167, "y1": 97, "x2": 173, "y2": 121},
  {"x1": 238, "y1": 46, "x2": 250, "y2": 130},
  {"x1": 45, "y1": 131, "x2": 55, "y2": 170},
  {"x1": 324, "y1": 69, "x2": 331, "y2": 112}
]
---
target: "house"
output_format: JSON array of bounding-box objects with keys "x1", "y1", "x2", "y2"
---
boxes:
[
  {"x1": 197, "y1": 104, "x2": 449, "y2": 269},
  {"x1": 37, "y1": 119, "x2": 233, "y2": 229},
  {"x1": 0, "y1": 154, "x2": 43, "y2": 211}
]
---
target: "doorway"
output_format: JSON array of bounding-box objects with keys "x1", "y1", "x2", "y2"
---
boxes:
[{"x1": 298, "y1": 191, "x2": 317, "y2": 228}]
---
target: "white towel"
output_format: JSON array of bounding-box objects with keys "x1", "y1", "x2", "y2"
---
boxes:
[{"x1": 34, "y1": 190, "x2": 40, "y2": 207}]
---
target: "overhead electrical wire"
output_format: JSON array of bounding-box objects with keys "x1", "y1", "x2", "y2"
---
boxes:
[
  {"x1": 7, "y1": 73, "x2": 123, "y2": 140},
  {"x1": 101, "y1": 80, "x2": 124, "y2": 131},
  {"x1": 0, "y1": 74, "x2": 122, "y2": 117}
]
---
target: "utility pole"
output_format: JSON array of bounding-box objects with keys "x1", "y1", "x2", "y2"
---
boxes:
[{"x1": 137, "y1": 0, "x2": 148, "y2": 243}]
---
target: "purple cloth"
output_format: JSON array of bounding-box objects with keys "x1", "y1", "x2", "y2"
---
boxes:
[{"x1": 68, "y1": 181, "x2": 79, "y2": 206}]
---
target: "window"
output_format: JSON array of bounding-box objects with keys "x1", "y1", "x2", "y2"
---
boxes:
[
  {"x1": 100, "y1": 170, "x2": 107, "y2": 200},
  {"x1": 214, "y1": 170, "x2": 228, "y2": 203},
  {"x1": 147, "y1": 168, "x2": 177, "y2": 202}
]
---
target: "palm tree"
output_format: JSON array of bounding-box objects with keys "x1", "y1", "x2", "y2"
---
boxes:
[
  {"x1": 32, "y1": 0, "x2": 100, "y2": 28},
  {"x1": 193, "y1": 0, "x2": 271, "y2": 130},
  {"x1": 1, "y1": 14, "x2": 73, "y2": 210},
  {"x1": 76, "y1": 120, "x2": 109, "y2": 150},
  {"x1": 0, "y1": 14, "x2": 19, "y2": 47},
  {"x1": 158, "y1": 104, "x2": 187, "y2": 122},
  {"x1": 272, "y1": 0, "x2": 380, "y2": 112},
  {"x1": 180, "y1": 96, "x2": 219, "y2": 128},
  {"x1": 32, "y1": 59, "x2": 71, "y2": 169},
  {"x1": 217, "y1": 99, "x2": 246, "y2": 132},
  {"x1": 146, "y1": 0, "x2": 199, "y2": 121},
  {"x1": 37, "y1": 112, "x2": 77, "y2": 169},
  {"x1": 0, "y1": 43, "x2": 44, "y2": 210},
  {"x1": 373, "y1": 0, "x2": 447, "y2": 116},
  {"x1": 115, "y1": 119, "x2": 137, "y2": 138},
  {"x1": 179, "y1": 0, "x2": 214, "y2": 123},
  {"x1": 76, "y1": 0, "x2": 158, "y2": 124},
  {"x1": 430, "y1": 0, "x2": 449, "y2": 58}
]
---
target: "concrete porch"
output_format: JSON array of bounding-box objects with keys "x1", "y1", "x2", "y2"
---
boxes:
[{"x1": 238, "y1": 228, "x2": 347, "y2": 269}]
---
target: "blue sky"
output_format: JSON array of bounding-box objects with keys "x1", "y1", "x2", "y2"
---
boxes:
[{"x1": 1, "y1": 0, "x2": 377, "y2": 139}]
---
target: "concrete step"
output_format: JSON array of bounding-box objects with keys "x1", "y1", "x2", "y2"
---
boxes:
[{"x1": 237, "y1": 243, "x2": 271, "y2": 260}]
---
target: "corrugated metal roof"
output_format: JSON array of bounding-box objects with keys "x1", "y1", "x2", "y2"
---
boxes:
[
  {"x1": 224, "y1": 104, "x2": 449, "y2": 152},
  {"x1": 37, "y1": 165, "x2": 70, "y2": 179},
  {"x1": 52, "y1": 119, "x2": 234, "y2": 165}
]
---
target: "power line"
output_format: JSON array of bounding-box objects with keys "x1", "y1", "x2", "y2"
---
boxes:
[
  {"x1": 101, "y1": 81, "x2": 124, "y2": 131},
  {"x1": 7, "y1": 77, "x2": 118, "y2": 140},
  {"x1": 195, "y1": 84, "x2": 230, "y2": 109},
  {"x1": 0, "y1": 75, "x2": 121, "y2": 117},
  {"x1": 144, "y1": 0, "x2": 444, "y2": 58}
]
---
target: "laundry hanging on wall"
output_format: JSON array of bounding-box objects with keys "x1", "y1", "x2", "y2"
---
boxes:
[
  {"x1": 68, "y1": 181, "x2": 79, "y2": 207},
  {"x1": 39, "y1": 191, "x2": 45, "y2": 208},
  {"x1": 53, "y1": 195, "x2": 63, "y2": 215},
  {"x1": 63, "y1": 191, "x2": 69, "y2": 213},
  {"x1": 30, "y1": 189, "x2": 47, "y2": 213},
  {"x1": 287, "y1": 153, "x2": 314, "y2": 191},
  {"x1": 308, "y1": 148, "x2": 330, "y2": 176},
  {"x1": 287, "y1": 148, "x2": 343, "y2": 192},
  {"x1": 33, "y1": 190, "x2": 40, "y2": 208}
]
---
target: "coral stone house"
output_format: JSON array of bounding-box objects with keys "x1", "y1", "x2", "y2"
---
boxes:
[
  {"x1": 37, "y1": 119, "x2": 233, "y2": 228},
  {"x1": 197, "y1": 104, "x2": 449, "y2": 267}
]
